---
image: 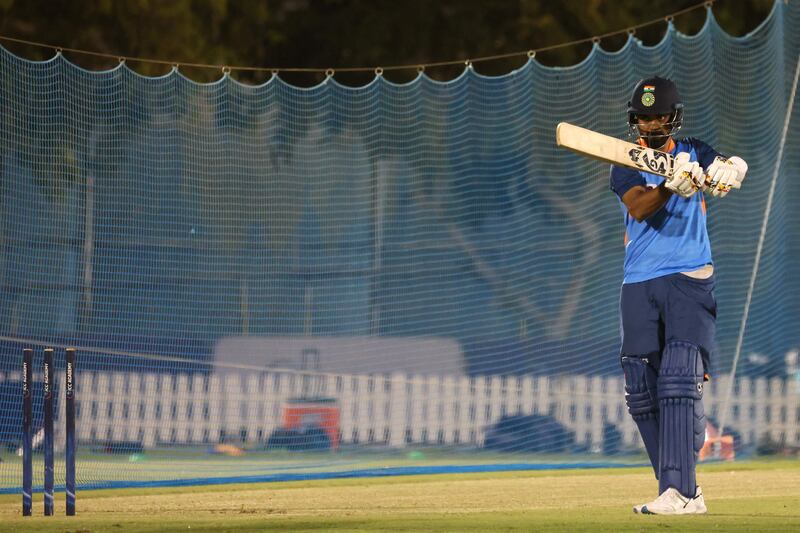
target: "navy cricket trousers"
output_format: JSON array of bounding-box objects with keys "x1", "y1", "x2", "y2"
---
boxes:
[{"x1": 619, "y1": 273, "x2": 717, "y2": 375}]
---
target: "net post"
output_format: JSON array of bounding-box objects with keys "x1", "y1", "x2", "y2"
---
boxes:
[
  {"x1": 43, "y1": 348, "x2": 54, "y2": 516},
  {"x1": 65, "y1": 348, "x2": 77, "y2": 516},
  {"x1": 22, "y1": 348, "x2": 33, "y2": 517}
]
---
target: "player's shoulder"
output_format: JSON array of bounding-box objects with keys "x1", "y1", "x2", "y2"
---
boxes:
[
  {"x1": 609, "y1": 163, "x2": 645, "y2": 196},
  {"x1": 674, "y1": 137, "x2": 716, "y2": 152},
  {"x1": 674, "y1": 137, "x2": 720, "y2": 166},
  {"x1": 610, "y1": 164, "x2": 640, "y2": 179}
]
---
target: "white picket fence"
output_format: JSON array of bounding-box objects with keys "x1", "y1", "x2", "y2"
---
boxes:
[{"x1": 2, "y1": 370, "x2": 798, "y2": 452}]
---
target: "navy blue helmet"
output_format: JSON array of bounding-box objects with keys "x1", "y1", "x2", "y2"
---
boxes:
[{"x1": 627, "y1": 76, "x2": 684, "y2": 145}]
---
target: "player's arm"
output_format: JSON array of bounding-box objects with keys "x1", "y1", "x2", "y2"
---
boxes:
[
  {"x1": 621, "y1": 183, "x2": 673, "y2": 222},
  {"x1": 611, "y1": 166, "x2": 672, "y2": 222},
  {"x1": 611, "y1": 159, "x2": 699, "y2": 222}
]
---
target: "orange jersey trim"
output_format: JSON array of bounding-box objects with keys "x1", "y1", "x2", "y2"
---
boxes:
[{"x1": 637, "y1": 137, "x2": 676, "y2": 152}]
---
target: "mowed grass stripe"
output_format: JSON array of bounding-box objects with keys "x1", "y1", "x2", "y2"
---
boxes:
[{"x1": 0, "y1": 460, "x2": 798, "y2": 532}]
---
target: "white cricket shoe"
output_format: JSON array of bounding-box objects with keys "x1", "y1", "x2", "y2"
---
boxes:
[{"x1": 634, "y1": 486, "x2": 707, "y2": 515}]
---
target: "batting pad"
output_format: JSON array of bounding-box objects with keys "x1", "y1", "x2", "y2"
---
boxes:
[
  {"x1": 657, "y1": 340, "x2": 706, "y2": 498},
  {"x1": 621, "y1": 354, "x2": 661, "y2": 477}
]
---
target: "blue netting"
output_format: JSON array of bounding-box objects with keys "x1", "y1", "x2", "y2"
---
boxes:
[{"x1": 0, "y1": 1, "x2": 798, "y2": 493}]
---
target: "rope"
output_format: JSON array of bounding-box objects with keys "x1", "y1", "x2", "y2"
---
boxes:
[{"x1": 0, "y1": 1, "x2": 713, "y2": 75}]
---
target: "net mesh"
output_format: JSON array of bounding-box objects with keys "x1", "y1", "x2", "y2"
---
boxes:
[{"x1": 1, "y1": 2, "x2": 799, "y2": 492}]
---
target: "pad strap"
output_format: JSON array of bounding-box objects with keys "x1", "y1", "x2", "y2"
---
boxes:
[
  {"x1": 622, "y1": 355, "x2": 659, "y2": 416},
  {"x1": 658, "y1": 340, "x2": 704, "y2": 401}
]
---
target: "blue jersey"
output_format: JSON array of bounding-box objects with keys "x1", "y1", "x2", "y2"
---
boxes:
[{"x1": 609, "y1": 138, "x2": 720, "y2": 284}]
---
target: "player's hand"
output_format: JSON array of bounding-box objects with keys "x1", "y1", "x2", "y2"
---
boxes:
[
  {"x1": 665, "y1": 152, "x2": 702, "y2": 198},
  {"x1": 706, "y1": 156, "x2": 747, "y2": 198}
]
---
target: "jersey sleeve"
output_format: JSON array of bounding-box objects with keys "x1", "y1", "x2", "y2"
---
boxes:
[
  {"x1": 610, "y1": 165, "x2": 645, "y2": 200},
  {"x1": 689, "y1": 138, "x2": 722, "y2": 169}
]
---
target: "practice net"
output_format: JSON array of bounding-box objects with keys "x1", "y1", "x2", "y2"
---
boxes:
[{"x1": 0, "y1": 1, "x2": 798, "y2": 493}]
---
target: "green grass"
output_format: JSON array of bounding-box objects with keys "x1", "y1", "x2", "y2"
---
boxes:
[
  {"x1": 0, "y1": 448, "x2": 644, "y2": 489},
  {"x1": 1, "y1": 459, "x2": 798, "y2": 532}
]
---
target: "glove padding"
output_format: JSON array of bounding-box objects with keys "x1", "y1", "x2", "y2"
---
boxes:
[
  {"x1": 706, "y1": 156, "x2": 747, "y2": 198},
  {"x1": 665, "y1": 152, "x2": 703, "y2": 198}
]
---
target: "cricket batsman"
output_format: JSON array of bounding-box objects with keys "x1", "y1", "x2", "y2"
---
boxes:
[{"x1": 609, "y1": 76, "x2": 747, "y2": 514}]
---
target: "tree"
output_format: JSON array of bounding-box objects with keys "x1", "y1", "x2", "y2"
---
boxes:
[{"x1": 0, "y1": 0, "x2": 775, "y2": 85}]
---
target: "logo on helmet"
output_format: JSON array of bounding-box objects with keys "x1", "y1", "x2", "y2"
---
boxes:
[{"x1": 641, "y1": 92, "x2": 655, "y2": 107}]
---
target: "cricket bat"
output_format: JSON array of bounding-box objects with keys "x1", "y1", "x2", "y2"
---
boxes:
[{"x1": 555, "y1": 122, "x2": 676, "y2": 178}]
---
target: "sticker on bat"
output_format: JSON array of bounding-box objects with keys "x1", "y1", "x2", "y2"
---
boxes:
[{"x1": 627, "y1": 147, "x2": 671, "y2": 175}]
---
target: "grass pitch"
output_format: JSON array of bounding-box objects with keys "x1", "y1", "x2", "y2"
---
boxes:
[{"x1": 1, "y1": 459, "x2": 798, "y2": 532}]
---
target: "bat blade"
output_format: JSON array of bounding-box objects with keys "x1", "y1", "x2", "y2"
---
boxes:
[{"x1": 555, "y1": 122, "x2": 675, "y2": 178}]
